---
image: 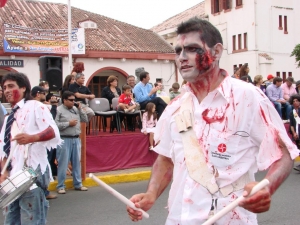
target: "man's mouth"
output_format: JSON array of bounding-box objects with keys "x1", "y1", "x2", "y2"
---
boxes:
[{"x1": 181, "y1": 65, "x2": 193, "y2": 70}]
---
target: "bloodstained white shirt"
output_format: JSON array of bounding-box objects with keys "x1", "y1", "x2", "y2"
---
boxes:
[
  {"x1": 0, "y1": 99, "x2": 62, "y2": 177},
  {"x1": 154, "y1": 72, "x2": 299, "y2": 225}
]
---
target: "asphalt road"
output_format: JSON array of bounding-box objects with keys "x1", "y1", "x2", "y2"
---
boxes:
[{"x1": 0, "y1": 170, "x2": 299, "y2": 225}]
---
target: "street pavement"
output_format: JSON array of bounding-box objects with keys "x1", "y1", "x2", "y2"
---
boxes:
[{"x1": 0, "y1": 170, "x2": 299, "y2": 224}]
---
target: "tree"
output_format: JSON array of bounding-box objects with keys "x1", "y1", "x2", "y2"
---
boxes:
[{"x1": 291, "y1": 44, "x2": 300, "y2": 68}]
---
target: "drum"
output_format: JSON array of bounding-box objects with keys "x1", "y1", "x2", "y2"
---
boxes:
[{"x1": 0, "y1": 167, "x2": 37, "y2": 208}]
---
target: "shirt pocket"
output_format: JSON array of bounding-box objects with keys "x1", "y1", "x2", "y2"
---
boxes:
[{"x1": 208, "y1": 133, "x2": 239, "y2": 167}]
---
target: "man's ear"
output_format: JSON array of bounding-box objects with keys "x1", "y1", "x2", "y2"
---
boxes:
[{"x1": 212, "y1": 43, "x2": 223, "y2": 61}]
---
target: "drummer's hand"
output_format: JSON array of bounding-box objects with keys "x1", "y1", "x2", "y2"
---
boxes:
[
  {"x1": 12, "y1": 133, "x2": 36, "y2": 145},
  {"x1": 127, "y1": 192, "x2": 155, "y2": 221},
  {"x1": 239, "y1": 182, "x2": 271, "y2": 213}
]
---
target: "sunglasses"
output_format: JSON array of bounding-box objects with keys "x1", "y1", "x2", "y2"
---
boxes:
[{"x1": 67, "y1": 99, "x2": 75, "y2": 102}]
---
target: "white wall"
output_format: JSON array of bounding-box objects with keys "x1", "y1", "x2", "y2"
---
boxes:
[{"x1": 0, "y1": 56, "x2": 176, "y2": 92}]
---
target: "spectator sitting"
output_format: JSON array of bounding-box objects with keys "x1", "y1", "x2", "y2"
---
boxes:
[
  {"x1": 61, "y1": 75, "x2": 75, "y2": 97},
  {"x1": 281, "y1": 77, "x2": 297, "y2": 102},
  {"x1": 264, "y1": 74, "x2": 274, "y2": 87},
  {"x1": 154, "y1": 82, "x2": 168, "y2": 97},
  {"x1": 253, "y1": 75, "x2": 266, "y2": 94},
  {"x1": 71, "y1": 62, "x2": 84, "y2": 76},
  {"x1": 240, "y1": 75, "x2": 249, "y2": 82},
  {"x1": 239, "y1": 63, "x2": 253, "y2": 83},
  {"x1": 231, "y1": 67, "x2": 240, "y2": 79},
  {"x1": 266, "y1": 77, "x2": 292, "y2": 121},
  {"x1": 141, "y1": 102, "x2": 157, "y2": 151},
  {"x1": 68, "y1": 73, "x2": 95, "y2": 121},
  {"x1": 101, "y1": 75, "x2": 121, "y2": 109},
  {"x1": 126, "y1": 75, "x2": 136, "y2": 97},
  {"x1": 296, "y1": 80, "x2": 300, "y2": 94},
  {"x1": 170, "y1": 82, "x2": 181, "y2": 100},
  {"x1": 118, "y1": 85, "x2": 137, "y2": 113},
  {"x1": 289, "y1": 94, "x2": 300, "y2": 150},
  {"x1": 133, "y1": 71, "x2": 167, "y2": 119}
]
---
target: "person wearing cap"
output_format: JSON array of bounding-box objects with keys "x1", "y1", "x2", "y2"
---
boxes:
[
  {"x1": 295, "y1": 80, "x2": 300, "y2": 94},
  {"x1": 264, "y1": 74, "x2": 274, "y2": 87},
  {"x1": 31, "y1": 86, "x2": 58, "y2": 200},
  {"x1": 266, "y1": 77, "x2": 292, "y2": 121}
]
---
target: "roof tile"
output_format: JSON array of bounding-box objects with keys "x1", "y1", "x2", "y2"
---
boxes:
[{"x1": 0, "y1": 0, "x2": 174, "y2": 53}]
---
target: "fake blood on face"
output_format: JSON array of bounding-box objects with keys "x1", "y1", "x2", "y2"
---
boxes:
[
  {"x1": 195, "y1": 48, "x2": 213, "y2": 71},
  {"x1": 12, "y1": 89, "x2": 20, "y2": 104}
]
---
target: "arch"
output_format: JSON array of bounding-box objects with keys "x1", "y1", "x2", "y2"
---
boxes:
[
  {"x1": 86, "y1": 66, "x2": 129, "y2": 86},
  {"x1": 0, "y1": 67, "x2": 18, "y2": 73}
]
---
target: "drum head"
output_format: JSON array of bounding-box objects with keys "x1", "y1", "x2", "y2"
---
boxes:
[{"x1": 0, "y1": 177, "x2": 37, "y2": 208}]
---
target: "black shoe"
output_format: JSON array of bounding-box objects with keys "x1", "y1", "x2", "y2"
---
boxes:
[{"x1": 293, "y1": 165, "x2": 300, "y2": 172}]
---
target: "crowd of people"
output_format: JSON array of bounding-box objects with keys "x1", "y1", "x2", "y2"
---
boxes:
[{"x1": 0, "y1": 19, "x2": 299, "y2": 224}]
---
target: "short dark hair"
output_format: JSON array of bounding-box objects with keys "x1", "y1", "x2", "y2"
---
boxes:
[
  {"x1": 289, "y1": 94, "x2": 300, "y2": 105},
  {"x1": 139, "y1": 71, "x2": 149, "y2": 81},
  {"x1": 127, "y1": 75, "x2": 135, "y2": 80},
  {"x1": 107, "y1": 75, "x2": 118, "y2": 86},
  {"x1": 172, "y1": 82, "x2": 180, "y2": 89},
  {"x1": 273, "y1": 77, "x2": 283, "y2": 84},
  {"x1": 62, "y1": 91, "x2": 75, "y2": 104},
  {"x1": 39, "y1": 80, "x2": 48, "y2": 87},
  {"x1": 122, "y1": 85, "x2": 131, "y2": 92},
  {"x1": 2, "y1": 72, "x2": 32, "y2": 101},
  {"x1": 176, "y1": 17, "x2": 223, "y2": 48}
]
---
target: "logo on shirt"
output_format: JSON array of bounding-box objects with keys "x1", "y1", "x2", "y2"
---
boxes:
[{"x1": 217, "y1": 143, "x2": 227, "y2": 153}]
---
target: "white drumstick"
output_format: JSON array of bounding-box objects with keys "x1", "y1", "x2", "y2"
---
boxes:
[
  {"x1": 202, "y1": 179, "x2": 270, "y2": 225},
  {"x1": 89, "y1": 173, "x2": 149, "y2": 219}
]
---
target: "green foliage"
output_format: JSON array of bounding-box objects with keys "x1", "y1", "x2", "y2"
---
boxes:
[{"x1": 291, "y1": 44, "x2": 300, "y2": 68}]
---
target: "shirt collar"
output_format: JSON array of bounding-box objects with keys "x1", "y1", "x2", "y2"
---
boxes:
[
  {"x1": 215, "y1": 69, "x2": 231, "y2": 103},
  {"x1": 16, "y1": 98, "x2": 25, "y2": 109}
]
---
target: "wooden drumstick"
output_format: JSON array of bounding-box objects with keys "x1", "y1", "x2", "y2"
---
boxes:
[
  {"x1": 89, "y1": 173, "x2": 150, "y2": 219},
  {"x1": 202, "y1": 179, "x2": 270, "y2": 225}
]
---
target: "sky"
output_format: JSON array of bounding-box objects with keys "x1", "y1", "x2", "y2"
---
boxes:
[{"x1": 39, "y1": 0, "x2": 203, "y2": 29}]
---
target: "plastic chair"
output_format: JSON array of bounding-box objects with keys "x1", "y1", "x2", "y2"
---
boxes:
[
  {"x1": 89, "y1": 98, "x2": 121, "y2": 133},
  {"x1": 112, "y1": 98, "x2": 142, "y2": 131}
]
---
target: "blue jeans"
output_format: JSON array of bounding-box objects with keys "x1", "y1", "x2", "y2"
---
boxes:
[
  {"x1": 273, "y1": 101, "x2": 292, "y2": 119},
  {"x1": 4, "y1": 166, "x2": 49, "y2": 225},
  {"x1": 56, "y1": 137, "x2": 82, "y2": 190}
]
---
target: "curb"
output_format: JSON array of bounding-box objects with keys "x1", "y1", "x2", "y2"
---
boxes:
[
  {"x1": 48, "y1": 170, "x2": 151, "y2": 191},
  {"x1": 48, "y1": 156, "x2": 300, "y2": 191}
]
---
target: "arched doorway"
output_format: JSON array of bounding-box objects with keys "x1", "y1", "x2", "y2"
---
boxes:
[
  {"x1": 86, "y1": 67, "x2": 129, "y2": 98},
  {"x1": 0, "y1": 68, "x2": 18, "y2": 103}
]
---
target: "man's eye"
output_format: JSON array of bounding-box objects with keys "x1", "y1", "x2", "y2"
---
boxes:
[
  {"x1": 185, "y1": 47, "x2": 197, "y2": 52},
  {"x1": 175, "y1": 48, "x2": 182, "y2": 55}
]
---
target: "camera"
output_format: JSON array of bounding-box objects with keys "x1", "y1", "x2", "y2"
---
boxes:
[{"x1": 74, "y1": 102, "x2": 79, "y2": 108}]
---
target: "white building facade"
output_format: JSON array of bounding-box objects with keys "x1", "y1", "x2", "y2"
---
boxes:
[{"x1": 153, "y1": 0, "x2": 300, "y2": 82}]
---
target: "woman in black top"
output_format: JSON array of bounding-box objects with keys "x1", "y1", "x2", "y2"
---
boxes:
[
  {"x1": 101, "y1": 75, "x2": 121, "y2": 108},
  {"x1": 289, "y1": 94, "x2": 300, "y2": 149}
]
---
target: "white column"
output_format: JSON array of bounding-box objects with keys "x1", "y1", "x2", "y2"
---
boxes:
[{"x1": 68, "y1": 0, "x2": 72, "y2": 73}]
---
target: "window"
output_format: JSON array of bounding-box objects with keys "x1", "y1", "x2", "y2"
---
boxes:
[
  {"x1": 223, "y1": 0, "x2": 231, "y2": 10},
  {"x1": 288, "y1": 72, "x2": 292, "y2": 77},
  {"x1": 243, "y1": 33, "x2": 247, "y2": 49},
  {"x1": 236, "y1": 0, "x2": 242, "y2": 7},
  {"x1": 282, "y1": 72, "x2": 286, "y2": 81},
  {"x1": 232, "y1": 35, "x2": 236, "y2": 51},
  {"x1": 238, "y1": 34, "x2": 242, "y2": 50},
  {"x1": 278, "y1": 15, "x2": 283, "y2": 30},
  {"x1": 211, "y1": 0, "x2": 220, "y2": 14},
  {"x1": 284, "y1": 16, "x2": 288, "y2": 34},
  {"x1": 276, "y1": 72, "x2": 280, "y2": 77}
]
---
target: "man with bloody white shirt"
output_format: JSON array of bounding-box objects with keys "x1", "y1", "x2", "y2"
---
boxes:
[
  {"x1": 0, "y1": 72, "x2": 61, "y2": 225},
  {"x1": 127, "y1": 18, "x2": 299, "y2": 225}
]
